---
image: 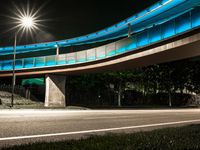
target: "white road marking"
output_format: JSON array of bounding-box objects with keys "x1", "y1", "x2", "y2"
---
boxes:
[{"x1": 0, "y1": 119, "x2": 200, "y2": 141}]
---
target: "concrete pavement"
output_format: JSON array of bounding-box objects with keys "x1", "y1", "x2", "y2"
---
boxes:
[{"x1": 0, "y1": 109, "x2": 200, "y2": 148}]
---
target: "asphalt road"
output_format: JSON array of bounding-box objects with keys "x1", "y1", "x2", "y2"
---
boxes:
[{"x1": 0, "y1": 109, "x2": 200, "y2": 148}]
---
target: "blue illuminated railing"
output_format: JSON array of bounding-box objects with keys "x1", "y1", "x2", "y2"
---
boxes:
[
  {"x1": 0, "y1": 0, "x2": 200, "y2": 55},
  {"x1": 0, "y1": 7, "x2": 200, "y2": 71}
]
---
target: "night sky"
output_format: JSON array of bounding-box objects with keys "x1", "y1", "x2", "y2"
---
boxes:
[{"x1": 0, "y1": 0, "x2": 159, "y2": 47}]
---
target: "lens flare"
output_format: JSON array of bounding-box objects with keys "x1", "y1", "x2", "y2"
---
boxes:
[
  {"x1": 12, "y1": 3, "x2": 41, "y2": 34},
  {"x1": 2, "y1": 1, "x2": 48, "y2": 40},
  {"x1": 20, "y1": 16, "x2": 34, "y2": 28}
]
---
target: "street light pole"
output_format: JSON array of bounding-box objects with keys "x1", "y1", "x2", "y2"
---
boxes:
[
  {"x1": 11, "y1": 33, "x2": 17, "y2": 108},
  {"x1": 9, "y1": 8, "x2": 40, "y2": 107}
]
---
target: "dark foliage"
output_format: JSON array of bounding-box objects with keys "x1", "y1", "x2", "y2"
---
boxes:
[{"x1": 67, "y1": 58, "x2": 200, "y2": 107}]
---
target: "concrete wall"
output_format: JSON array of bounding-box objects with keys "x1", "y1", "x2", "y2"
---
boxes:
[{"x1": 45, "y1": 74, "x2": 66, "y2": 108}]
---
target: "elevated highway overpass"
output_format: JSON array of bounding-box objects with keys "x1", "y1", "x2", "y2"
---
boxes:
[
  {"x1": 0, "y1": 30, "x2": 200, "y2": 77},
  {"x1": 0, "y1": 0, "x2": 200, "y2": 107}
]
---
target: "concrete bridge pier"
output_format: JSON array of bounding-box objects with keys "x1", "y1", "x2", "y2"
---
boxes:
[{"x1": 45, "y1": 74, "x2": 66, "y2": 108}]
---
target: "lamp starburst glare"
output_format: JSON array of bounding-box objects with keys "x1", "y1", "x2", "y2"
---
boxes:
[
  {"x1": 20, "y1": 16, "x2": 34, "y2": 28},
  {"x1": 2, "y1": 1, "x2": 48, "y2": 39},
  {"x1": 15, "y1": 10, "x2": 39, "y2": 33},
  {"x1": 7, "y1": 1, "x2": 45, "y2": 36}
]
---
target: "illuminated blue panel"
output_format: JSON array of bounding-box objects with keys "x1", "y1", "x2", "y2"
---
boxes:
[
  {"x1": 137, "y1": 31, "x2": 149, "y2": 47},
  {"x1": 107, "y1": 50, "x2": 116, "y2": 56},
  {"x1": 77, "y1": 51, "x2": 86, "y2": 63},
  {"x1": 127, "y1": 15, "x2": 136, "y2": 22},
  {"x1": 126, "y1": 37, "x2": 137, "y2": 51},
  {"x1": 161, "y1": 20, "x2": 175, "y2": 39},
  {"x1": 86, "y1": 49, "x2": 96, "y2": 61},
  {"x1": 87, "y1": 57, "x2": 96, "y2": 61},
  {"x1": 88, "y1": 33, "x2": 96, "y2": 38},
  {"x1": 148, "y1": 3, "x2": 161, "y2": 12},
  {"x1": 24, "y1": 58, "x2": 34, "y2": 68},
  {"x1": 117, "y1": 21, "x2": 126, "y2": 27},
  {"x1": 57, "y1": 55, "x2": 67, "y2": 65},
  {"x1": 149, "y1": 25, "x2": 162, "y2": 43},
  {"x1": 106, "y1": 43, "x2": 116, "y2": 57},
  {"x1": 115, "y1": 38, "x2": 132, "y2": 54},
  {"x1": 98, "y1": 30, "x2": 106, "y2": 35},
  {"x1": 35, "y1": 57, "x2": 45, "y2": 67},
  {"x1": 77, "y1": 59, "x2": 86, "y2": 63},
  {"x1": 78, "y1": 36, "x2": 87, "y2": 42},
  {"x1": 176, "y1": 12, "x2": 191, "y2": 34},
  {"x1": 116, "y1": 40, "x2": 127, "y2": 54},
  {"x1": 192, "y1": 8, "x2": 200, "y2": 28},
  {"x1": 2, "y1": 60, "x2": 12, "y2": 70},
  {"x1": 46, "y1": 56, "x2": 56, "y2": 66},
  {"x1": 137, "y1": 10, "x2": 148, "y2": 17},
  {"x1": 67, "y1": 60, "x2": 76, "y2": 64},
  {"x1": 116, "y1": 47, "x2": 126, "y2": 54},
  {"x1": 107, "y1": 26, "x2": 116, "y2": 31},
  {"x1": 67, "y1": 53, "x2": 76, "y2": 64},
  {"x1": 15, "y1": 60, "x2": 23, "y2": 69},
  {"x1": 96, "y1": 47, "x2": 106, "y2": 59},
  {"x1": 161, "y1": 0, "x2": 169, "y2": 4},
  {"x1": 57, "y1": 60, "x2": 66, "y2": 65}
]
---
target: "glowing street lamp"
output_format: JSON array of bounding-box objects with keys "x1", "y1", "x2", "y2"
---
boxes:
[
  {"x1": 21, "y1": 17, "x2": 34, "y2": 28},
  {"x1": 11, "y1": 12, "x2": 40, "y2": 107}
]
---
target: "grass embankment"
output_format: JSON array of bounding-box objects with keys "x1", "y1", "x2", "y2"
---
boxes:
[
  {"x1": 3, "y1": 124, "x2": 200, "y2": 150},
  {"x1": 0, "y1": 91, "x2": 89, "y2": 109},
  {"x1": 0, "y1": 91, "x2": 44, "y2": 109}
]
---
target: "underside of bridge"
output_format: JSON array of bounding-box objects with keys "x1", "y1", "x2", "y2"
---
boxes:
[
  {"x1": 1, "y1": 31, "x2": 200, "y2": 107},
  {"x1": 42, "y1": 32, "x2": 200, "y2": 107}
]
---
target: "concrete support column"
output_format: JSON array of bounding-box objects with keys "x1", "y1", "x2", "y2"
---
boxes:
[{"x1": 45, "y1": 74, "x2": 66, "y2": 108}]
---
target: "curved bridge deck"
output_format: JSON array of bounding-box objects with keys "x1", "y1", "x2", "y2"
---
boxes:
[{"x1": 0, "y1": 30, "x2": 200, "y2": 77}]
